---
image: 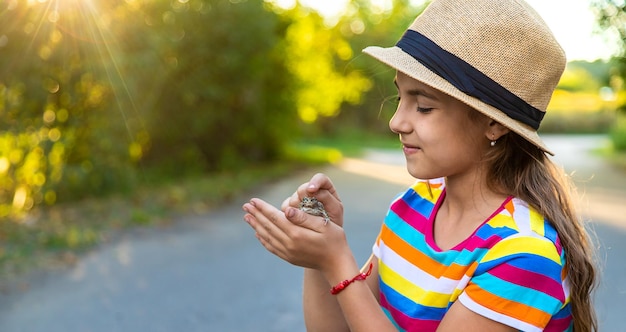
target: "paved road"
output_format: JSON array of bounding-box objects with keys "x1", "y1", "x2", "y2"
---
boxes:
[{"x1": 0, "y1": 135, "x2": 624, "y2": 331}]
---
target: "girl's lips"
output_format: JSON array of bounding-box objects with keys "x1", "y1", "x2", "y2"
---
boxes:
[{"x1": 402, "y1": 144, "x2": 420, "y2": 154}]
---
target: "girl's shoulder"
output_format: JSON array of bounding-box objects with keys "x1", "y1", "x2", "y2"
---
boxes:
[
  {"x1": 474, "y1": 198, "x2": 566, "y2": 282},
  {"x1": 481, "y1": 196, "x2": 561, "y2": 251}
]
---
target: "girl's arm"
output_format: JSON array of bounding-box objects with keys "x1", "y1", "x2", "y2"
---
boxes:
[
  {"x1": 243, "y1": 198, "x2": 397, "y2": 331},
  {"x1": 303, "y1": 254, "x2": 380, "y2": 332},
  {"x1": 243, "y1": 173, "x2": 395, "y2": 331},
  {"x1": 302, "y1": 268, "x2": 349, "y2": 332},
  {"x1": 437, "y1": 301, "x2": 516, "y2": 332}
]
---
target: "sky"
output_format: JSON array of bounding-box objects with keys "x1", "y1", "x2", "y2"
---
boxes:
[
  {"x1": 288, "y1": 0, "x2": 618, "y2": 62},
  {"x1": 524, "y1": 0, "x2": 617, "y2": 61}
]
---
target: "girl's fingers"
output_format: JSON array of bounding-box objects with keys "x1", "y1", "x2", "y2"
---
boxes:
[
  {"x1": 253, "y1": 198, "x2": 326, "y2": 233},
  {"x1": 243, "y1": 198, "x2": 336, "y2": 268},
  {"x1": 283, "y1": 206, "x2": 329, "y2": 232},
  {"x1": 281, "y1": 191, "x2": 300, "y2": 210},
  {"x1": 288, "y1": 173, "x2": 342, "y2": 208},
  {"x1": 243, "y1": 189, "x2": 357, "y2": 269},
  {"x1": 280, "y1": 189, "x2": 343, "y2": 227},
  {"x1": 243, "y1": 199, "x2": 289, "y2": 254},
  {"x1": 305, "y1": 173, "x2": 341, "y2": 201}
]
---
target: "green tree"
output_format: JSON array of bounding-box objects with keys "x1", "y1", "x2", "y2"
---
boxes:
[
  {"x1": 277, "y1": 5, "x2": 372, "y2": 125},
  {"x1": 0, "y1": 0, "x2": 134, "y2": 217},
  {"x1": 114, "y1": 0, "x2": 299, "y2": 174},
  {"x1": 593, "y1": 0, "x2": 626, "y2": 150},
  {"x1": 325, "y1": 0, "x2": 426, "y2": 136},
  {"x1": 0, "y1": 0, "x2": 422, "y2": 217}
]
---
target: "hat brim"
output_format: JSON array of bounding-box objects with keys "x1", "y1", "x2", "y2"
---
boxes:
[{"x1": 363, "y1": 45, "x2": 554, "y2": 155}]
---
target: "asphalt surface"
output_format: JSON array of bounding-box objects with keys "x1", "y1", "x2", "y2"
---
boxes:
[{"x1": 0, "y1": 134, "x2": 624, "y2": 332}]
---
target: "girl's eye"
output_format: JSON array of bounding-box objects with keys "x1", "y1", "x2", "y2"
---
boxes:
[{"x1": 417, "y1": 107, "x2": 433, "y2": 113}]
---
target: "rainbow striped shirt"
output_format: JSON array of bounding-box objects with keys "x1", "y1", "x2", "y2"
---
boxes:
[{"x1": 373, "y1": 178, "x2": 572, "y2": 331}]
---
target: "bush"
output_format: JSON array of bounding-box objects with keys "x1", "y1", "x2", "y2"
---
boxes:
[
  {"x1": 0, "y1": 0, "x2": 300, "y2": 215},
  {"x1": 132, "y1": 1, "x2": 298, "y2": 174},
  {"x1": 539, "y1": 110, "x2": 616, "y2": 134},
  {"x1": 0, "y1": 1, "x2": 137, "y2": 216},
  {"x1": 609, "y1": 112, "x2": 626, "y2": 151}
]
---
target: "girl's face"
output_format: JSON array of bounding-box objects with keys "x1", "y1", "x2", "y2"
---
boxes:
[{"x1": 390, "y1": 71, "x2": 492, "y2": 180}]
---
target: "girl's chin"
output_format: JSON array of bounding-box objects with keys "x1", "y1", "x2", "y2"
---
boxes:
[
  {"x1": 405, "y1": 165, "x2": 426, "y2": 180},
  {"x1": 405, "y1": 161, "x2": 440, "y2": 181}
]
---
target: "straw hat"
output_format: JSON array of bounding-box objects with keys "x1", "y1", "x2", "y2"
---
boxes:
[{"x1": 363, "y1": 0, "x2": 565, "y2": 155}]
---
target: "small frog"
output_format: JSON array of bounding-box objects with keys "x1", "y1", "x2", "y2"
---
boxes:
[{"x1": 299, "y1": 197, "x2": 331, "y2": 225}]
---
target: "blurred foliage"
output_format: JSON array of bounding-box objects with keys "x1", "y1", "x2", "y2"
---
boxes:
[
  {"x1": 0, "y1": 0, "x2": 620, "y2": 242},
  {"x1": 280, "y1": 6, "x2": 372, "y2": 124},
  {"x1": 324, "y1": 0, "x2": 425, "y2": 137},
  {"x1": 0, "y1": 0, "x2": 426, "y2": 275},
  {"x1": 593, "y1": 0, "x2": 626, "y2": 57},
  {"x1": 1, "y1": 0, "x2": 409, "y2": 218},
  {"x1": 0, "y1": 161, "x2": 297, "y2": 278},
  {"x1": 542, "y1": 64, "x2": 619, "y2": 134},
  {"x1": 0, "y1": 0, "x2": 620, "y2": 214},
  {"x1": 0, "y1": 0, "x2": 624, "y2": 276},
  {"x1": 610, "y1": 113, "x2": 626, "y2": 150},
  {"x1": 558, "y1": 66, "x2": 601, "y2": 92},
  {"x1": 540, "y1": 110, "x2": 616, "y2": 134},
  {"x1": 0, "y1": 0, "x2": 133, "y2": 217},
  {"x1": 593, "y1": 0, "x2": 626, "y2": 150},
  {"x1": 126, "y1": 0, "x2": 299, "y2": 173}
]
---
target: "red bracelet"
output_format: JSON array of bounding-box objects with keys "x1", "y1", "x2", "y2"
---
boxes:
[{"x1": 330, "y1": 263, "x2": 374, "y2": 295}]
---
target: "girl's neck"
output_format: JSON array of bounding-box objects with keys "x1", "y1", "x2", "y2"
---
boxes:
[
  {"x1": 433, "y1": 174, "x2": 508, "y2": 251},
  {"x1": 440, "y1": 172, "x2": 507, "y2": 225}
]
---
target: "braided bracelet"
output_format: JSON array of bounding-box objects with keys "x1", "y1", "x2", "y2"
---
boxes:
[{"x1": 330, "y1": 263, "x2": 374, "y2": 295}]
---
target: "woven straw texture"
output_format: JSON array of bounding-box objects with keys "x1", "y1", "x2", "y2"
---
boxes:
[{"x1": 363, "y1": 0, "x2": 566, "y2": 154}]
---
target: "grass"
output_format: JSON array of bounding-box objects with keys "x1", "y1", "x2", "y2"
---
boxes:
[
  {"x1": 0, "y1": 161, "x2": 303, "y2": 281},
  {"x1": 290, "y1": 131, "x2": 399, "y2": 158}
]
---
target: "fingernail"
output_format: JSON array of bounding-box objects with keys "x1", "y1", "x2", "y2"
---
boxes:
[
  {"x1": 286, "y1": 207, "x2": 295, "y2": 218},
  {"x1": 250, "y1": 199, "x2": 256, "y2": 207},
  {"x1": 308, "y1": 184, "x2": 316, "y2": 189}
]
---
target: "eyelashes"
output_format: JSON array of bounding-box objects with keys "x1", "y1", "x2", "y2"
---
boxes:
[
  {"x1": 417, "y1": 107, "x2": 433, "y2": 114},
  {"x1": 396, "y1": 96, "x2": 433, "y2": 114}
]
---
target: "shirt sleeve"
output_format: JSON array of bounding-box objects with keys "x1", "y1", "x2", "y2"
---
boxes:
[
  {"x1": 373, "y1": 191, "x2": 407, "y2": 259},
  {"x1": 458, "y1": 234, "x2": 568, "y2": 332}
]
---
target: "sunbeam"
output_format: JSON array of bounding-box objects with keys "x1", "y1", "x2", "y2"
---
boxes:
[
  {"x1": 20, "y1": 0, "x2": 146, "y2": 152},
  {"x1": 0, "y1": 0, "x2": 150, "y2": 212}
]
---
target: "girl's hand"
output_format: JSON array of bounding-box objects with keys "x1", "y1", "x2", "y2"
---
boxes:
[
  {"x1": 242, "y1": 197, "x2": 353, "y2": 275},
  {"x1": 281, "y1": 173, "x2": 344, "y2": 227}
]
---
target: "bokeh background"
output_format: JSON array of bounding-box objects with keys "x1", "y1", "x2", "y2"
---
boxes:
[{"x1": 1, "y1": 0, "x2": 626, "y2": 318}]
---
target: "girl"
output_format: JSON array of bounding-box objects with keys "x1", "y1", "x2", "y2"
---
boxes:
[{"x1": 242, "y1": 0, "x2": 597, "y2": 330}]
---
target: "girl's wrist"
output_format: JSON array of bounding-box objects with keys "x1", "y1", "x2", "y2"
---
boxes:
[{"x1": 321, "y1": 250, "x2": 360, "y2": 287}]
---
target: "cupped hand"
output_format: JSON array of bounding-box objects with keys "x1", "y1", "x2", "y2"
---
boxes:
[
  {"x1": 242, "y1": 197, "x2": 352, "y2": 274},
  {"x1": 281, "y1": 173, "x2": 344, "y2": 227}
]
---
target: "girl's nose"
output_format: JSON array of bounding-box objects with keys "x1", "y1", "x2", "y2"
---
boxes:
[{"x1": 389, "y1": 105, "x2": 411, "y2": 135}]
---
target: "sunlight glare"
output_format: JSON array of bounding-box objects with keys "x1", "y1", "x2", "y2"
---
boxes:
[
  {"x1": 370, "y1": 0, "x2": 393, "y2": 14},
  {"x1": 525, "y1": 0, "x2": 618, "y2": 61},
  {"x1": 17, "y1": 0, "x2": 147, "y2": 148},
  {"x1": 270, "y1": 0, "x2": 296, "y2": 10},
  {"x1": 275, "y1": 0, "x2": 616, "y2": 61}
]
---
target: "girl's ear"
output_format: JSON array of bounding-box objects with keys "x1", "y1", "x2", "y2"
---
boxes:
[{"x1": 485, "y1": 120, "x2": 510, "y2": 141}]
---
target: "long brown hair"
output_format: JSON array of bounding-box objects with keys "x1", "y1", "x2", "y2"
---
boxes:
[{"x1": 484, "y1": 132, "x2": 598, "y2": 332}]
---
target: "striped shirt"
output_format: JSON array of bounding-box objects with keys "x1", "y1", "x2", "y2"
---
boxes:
[{"x1": 373, "y1": 178, "x2": 572, "y2": 331}]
